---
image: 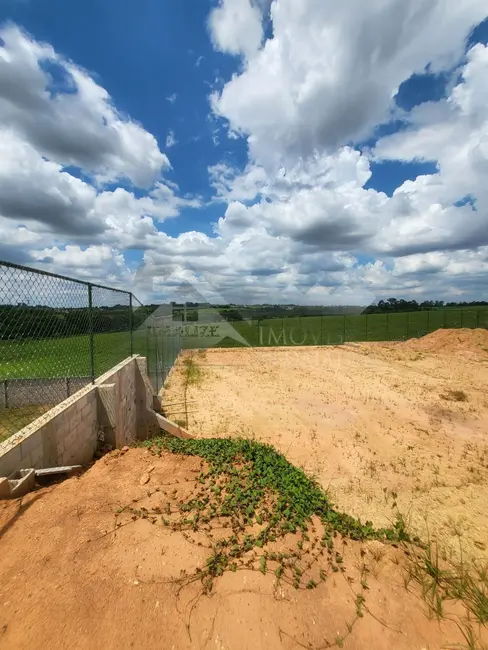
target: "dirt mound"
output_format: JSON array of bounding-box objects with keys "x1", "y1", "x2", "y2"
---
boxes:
[
  {"x1": 1, "y1": 446, "x2": 486, "y2": 650},
  {"x1": 401, "y1": 328, "x2": 488, "y2": 353}
]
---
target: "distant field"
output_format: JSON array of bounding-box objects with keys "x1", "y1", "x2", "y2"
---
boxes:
[
  {"x1": 0, "y1": 331, "x2": 135, "y2": 379},
  {"x1": 209, "y1": 309, "x2": 488, "y2": 348},
  {"x1": 1, "y1": 309, "x2": 487, "y2": 379}
]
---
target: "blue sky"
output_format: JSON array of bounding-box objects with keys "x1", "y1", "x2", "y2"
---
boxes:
[
  {"x1": 2, "y1": 0, "x2": 246, "y2": 202},
  {"x1": 0, "y1": 1, "x2": 488, "y2": 304}
]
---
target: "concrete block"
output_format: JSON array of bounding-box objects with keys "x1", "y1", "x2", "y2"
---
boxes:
[
  {"x1": 8, "y1": 469, "x2": 36, "y2": 498},
  {"x1": 62, "y1": 431, "x2": 77, "y2": 452},
  {"x1": 20, "y1": 430, "x2": 43, "y2": 458},
  {"x1": 67, "y1": 409, "x2": 82, "y2": 430},
  {"x1": 18, "y1": 453, "x2": 33, "y2": 470},
  {"x1": 1, "y1": 356, "x2": 158, "y2": 476},
  {"x1": 0, "y1": 445, "x2": 22, "y2": 478},
  {"x1": 30, "y1": 445, "x2": 44, "y2": 468},
  {"x1": 96, "y1": 384, "x2": 117, "y2": 435},
  {"x1": 76, "y1": 395, "x2": 89, "y2": 411},
  {"x1": 81, "y1": 403, "x2": 94, "y2": 420}
]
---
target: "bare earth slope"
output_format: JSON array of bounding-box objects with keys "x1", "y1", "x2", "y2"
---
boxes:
[
  {"x1": 165, "y1": 332, "x2": 488, "y2": 562},
  {"x1": 0, "y1": 448, "x2": 483, "y2": 650}
]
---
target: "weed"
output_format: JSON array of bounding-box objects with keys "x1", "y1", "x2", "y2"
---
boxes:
[
  {"x1": 406, "y1": 541, "x2": 488, "y2": 626},
  {"x1": 355, "y1": 593, "x2": 366, "y2": 617},
  {"x1": 182, "y1": 355, "x2": 203, "y2": 386},
  {"x1": 370, "y1": 546, "x2": 385, "y2": 563},
  {"x1": 139, "y1": 435, "x2": 408, "y2": 597}
]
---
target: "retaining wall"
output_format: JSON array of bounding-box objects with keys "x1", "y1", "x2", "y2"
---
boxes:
[{"x1": 0, "y1": 356, "x2": 159, "y2": 478}]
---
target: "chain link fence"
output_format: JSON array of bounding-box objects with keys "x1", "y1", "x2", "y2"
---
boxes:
[
  {"x1": 215, "y1": 309, "x2": 488, "y2": 348},
  {"x1": 0, "y1": 261, "x2": 173, "y2": 443},
  {"x1": 143, "y1": 311, "x2": 182, "y2": 392},
  {"x1": 3, "y1": 259, "x2": 486, "y2": 441}
]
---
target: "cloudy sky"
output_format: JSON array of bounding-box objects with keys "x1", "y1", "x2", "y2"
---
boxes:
[{"x1": 0, "y1": 0, "x2": 487, "y2": 305}]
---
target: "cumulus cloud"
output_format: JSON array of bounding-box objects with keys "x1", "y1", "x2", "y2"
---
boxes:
[
  {"x1": 0, "y1": 25, "x2": 168, "y2": 187},
  {"x1": 208, "y1": 0, "x2": 263, "y2": 59},
  {"x1": 0, "y1": 124, "x2": 200, "y2": 246},
  {"x1": 0, "y1": 129, "x2": 101, "y2": 235},
  {"x1": 191, "y1": 3, "x2": 488, "y2": 304},
  {"x1": 0, "y1": 25, "x2": 200, "y2": 273},
  {"x1": 211, "y1": 0, "x2": 487, "y2": 165},
  {"x1": 371, "y1": 43, "x2": 488, "y2": 255},
  {"x1": 32, "y1": 244, "x2": 133, "y2": 288},
  {"x1": 140, "y1": 46, "x2": 488, "y2": 303},
  {"x1": 3, "y1": 6, "x2": 488, "y2": 306}
]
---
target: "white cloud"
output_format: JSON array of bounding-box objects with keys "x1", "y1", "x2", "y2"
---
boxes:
[
  {"x1": 0, "y1": 25, "x2": 168, "y2": 187},
  {"x1": 211, "y1": 0, "x2": 487, "y2": 166},
  {"x1": 32, "y1": 244, "x2": 134, "y2": 289},
  {"x1": 371, "y1": 43, "x2": 488, "y2": 255},
  {"x1": 165, "y1": 130, "x2": 178, "y2": 148},
  {"x1": 0, "y1": 24, "x2": 202, "y2": 278},
  {"x1": 0, "y1": 128, "x2": 100, "y2": 235},
  {"x1": 188, "y1": 4, "x2": 488, "y2": 304},
  {"x1": 208, "y1": 0, "x2": 263, "y2": 59},
  {"x1": 0, "y1": 125, "x2": 199, "y2": 246},
  {"x1": 3, "y1": 8, "x2": 488, "y2": 306}
]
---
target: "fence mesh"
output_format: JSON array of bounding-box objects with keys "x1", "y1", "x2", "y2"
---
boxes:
[
  {"x1": 0, "y1": 261, "x2": 150, "y2": 443},
  {"x1": 2, "y1": 259, "x2": 487, "y2": 443},
  {"x1": 209, "y1": 310, "x2": 488, "y2": 348},
  {"x1": 143, "y1": 312, "x2": 182, "y2": 392}
]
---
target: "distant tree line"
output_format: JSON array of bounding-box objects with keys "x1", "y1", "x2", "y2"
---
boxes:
[
  {"x1": 363, "y1": 298, "x2": 488, "y2": 314},
  {"x1": 222, "y1": 306, "x2": 363, "y2": 322},
  {"x1": 0, "y1": 304, "x2": 157, "y2": 341}
]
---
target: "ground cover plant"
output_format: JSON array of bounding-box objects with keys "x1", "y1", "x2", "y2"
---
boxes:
[
  {"x1": 138, "y1": 435, "x2": 411, "y2": 593},
  {"x1": 128, "y1": 431, "x2": 488, "y2": 648}
]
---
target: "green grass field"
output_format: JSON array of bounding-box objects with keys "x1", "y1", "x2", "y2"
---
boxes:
[
  {"x1": 201, "y1": 308, "x2": 488, "y2": 348},
  {"x1": 0, "y1": 331, "x2": 135, "y2": 379},
  {"x1": 1, "y1": 309, "x2": 487, "y2": 379}
]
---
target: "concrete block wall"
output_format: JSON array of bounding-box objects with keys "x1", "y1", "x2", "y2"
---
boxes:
[{"x1": 0, "y1": 356, "x2": 158, "y2": 479}]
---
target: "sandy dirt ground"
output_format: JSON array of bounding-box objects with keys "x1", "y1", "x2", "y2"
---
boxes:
[
  {"x1": 0, "y1": 448, "x2": 483, "y2": 650},
  {"x1": 165, "y1": 330, "x2": 488, "y2": 562}
]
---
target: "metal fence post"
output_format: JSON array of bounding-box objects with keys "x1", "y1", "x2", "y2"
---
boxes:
[
  {"x1": 0, "y1": 259, "x2": 148, "y2": 440},
  {"x1": 88, "y1": 285, "x2": 95, "y2": 383},
  {"x1": 155, "y1": 328, "x2": 160, "y2": 390},
  {"x1": 129, "y1": 293, "x2": 133, "y2": 356},
  {"x1": 146, "y1": 309, "x2": 150, "y2": 367}
]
